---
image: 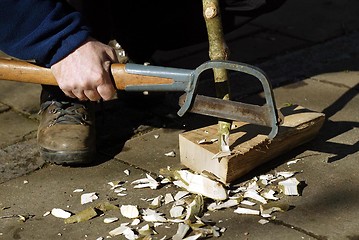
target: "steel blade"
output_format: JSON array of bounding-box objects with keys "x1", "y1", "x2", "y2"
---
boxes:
[{"x1": 179, "y1": 94, "x2": 278, "y2": 127}]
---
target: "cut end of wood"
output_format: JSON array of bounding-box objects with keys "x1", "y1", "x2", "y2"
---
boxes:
[
  {"x1": 179, "y1": 105, "x2": 325, "y2": 184},
  {"x1": 204, "y1": 6, "x2": 217, "y2": 19}
]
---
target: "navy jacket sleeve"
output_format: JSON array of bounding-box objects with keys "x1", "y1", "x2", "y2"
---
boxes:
[{"x1": 0, "y1": 0, "x2": 91, "y2": 67}]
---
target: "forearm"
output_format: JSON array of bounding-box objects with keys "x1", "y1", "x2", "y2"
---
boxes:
[{"x1": 0, "y1": 0, "x2": 91, "y2": 67}]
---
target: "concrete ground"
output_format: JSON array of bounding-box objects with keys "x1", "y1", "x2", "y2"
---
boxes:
[{"x1": 1, "y1": 0, "x2": 359, "y2": 239}]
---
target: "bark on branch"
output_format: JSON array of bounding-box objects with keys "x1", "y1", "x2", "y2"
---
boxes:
[{"x1": 202, "y1": 0, "x2": 232, "y2": 152}]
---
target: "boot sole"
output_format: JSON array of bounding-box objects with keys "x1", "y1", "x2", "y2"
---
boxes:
[{"x1": 39, "y1": 147, "x2": 95, "y2": 166}]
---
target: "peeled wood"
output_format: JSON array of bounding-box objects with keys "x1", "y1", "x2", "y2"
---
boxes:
[{"x1": 179, "y1": 105, "x2": 325, "y2": 184}]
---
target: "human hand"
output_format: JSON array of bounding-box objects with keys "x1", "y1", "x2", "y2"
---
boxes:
[{"x1": 51, "y1": 38, "x2": 118, "y2": 101}]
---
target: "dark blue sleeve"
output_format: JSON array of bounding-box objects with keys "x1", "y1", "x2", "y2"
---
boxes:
[{"x1": 0, "y1": 0, "x2": 91, "y2": 67}]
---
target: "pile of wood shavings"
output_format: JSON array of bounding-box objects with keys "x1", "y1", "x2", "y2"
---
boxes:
[{"x1": 48, "y1": 164, "x2": 303, "y2": 240}]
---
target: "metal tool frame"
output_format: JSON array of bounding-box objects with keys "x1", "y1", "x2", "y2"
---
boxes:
[{"x1": 125, "y1": 60, "x2": 280, "y2": 139}]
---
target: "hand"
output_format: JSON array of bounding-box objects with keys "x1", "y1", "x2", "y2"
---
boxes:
[{"x1": 51, "y1": 38, "x2": 118, "y2": 101}]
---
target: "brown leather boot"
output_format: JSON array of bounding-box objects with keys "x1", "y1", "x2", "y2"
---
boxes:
[{"x1": 37, "y1": 100, "x2": 96, "y2": 165}]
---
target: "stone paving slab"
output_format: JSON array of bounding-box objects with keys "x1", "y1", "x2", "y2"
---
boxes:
[
  {"x1": 1, "y1": 0, "x2": 359, "y2": 239},
  {"x1": 251, "y1": 0, "x2": 359, "y2": 42},
  {"x1": 0, "y1": 138, "x2": 44, "y2": 184},
  {"x1": 0, "y1": 156, "x2": 320, "y2": 240},
  {"x1": 152, "y1": 27, "x2": 308, "y2": 69},
  {"x1": 273, "y1": 79, "x2": 359, "y2": 122},
  {"x1": 0, "y1": 110, "x2": 37, "y2": 148},
  {"x1": 151, "y1": 24, "x2": 263, "y2": 68},
  {"x1": 252, "y1": 74, "x2": 358, "y2": 164},
  {"x1": 310, "y1": 71, "x2": 359, "y2": 89},
  {"x1": 0, "y1": 162, "x2": 155, "y2": 240},
  {"x1": 0, "y1": 81, "x2": 41, "y2": 117},
  {"x1": 256, "y1": 74, "x2": 358, "y2": 239},
  {"x1": 0, "y1": 103, "x2": 10, "y2": 113},
  {"x1": 273, "y1": 149, "x2": 359, "y2": 240},
  {"x1": 259, "y1": 31, "x2": 359, "y2": 87},
  {"x1": 226, "y1": 29, "x2": 308, "y2": 63},
  {"x1": 114, "y1": 128, "x2": 184, "y2": 173}
]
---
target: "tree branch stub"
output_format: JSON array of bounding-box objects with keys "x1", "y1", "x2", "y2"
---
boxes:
[{"x1": 202, "y1": 0, "x2": 232, "y2": 152}]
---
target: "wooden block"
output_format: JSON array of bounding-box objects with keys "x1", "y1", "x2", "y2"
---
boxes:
[{"x1": 179, "y1": 105, "x2": 325, "y2": 184}]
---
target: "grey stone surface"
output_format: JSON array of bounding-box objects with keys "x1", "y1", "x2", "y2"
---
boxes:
[
  {"x1": 0, "y1": 110, "x2": 37, "y2": 148},
  {"x1": 0, "y1": 138, "x2": 44, "y2": 184},
  {"x1": 252, "y1": 0, "x2": 359, "y2": 42},
  {"x1": 152, "y1": 25, "x2": 309, "y2": 69},
  {"x1": 273, "y1": 79, "x2": 359, "y2": 122},
  {"x1": 226, "y1": 30, "x2": 308, "y2": 63},
  {"x1": 274, "y1": 150, "x2": 359, "y2": 240},
  {"x1": 0, "y1": 81, "x2": 41, "y2": 116},
  {"x1": 0, "y1": 102, "x2": 10, "y2": 113},
  {"x1": 259, "y1": 31, "x2": 359, "y2": 87},
  {"x1": 151, "y1": 24, "x2": 263, "y2": 68},
  {"x1": 310, "y1": 70, "x2": 359, "y2": 89},
  {"x1": 1, "y1": 0, "x2": 359, "y2": 239},
  {"x1": 0, "y1": 162, "x2": 161, "y2": 239},
  {"x1": 0, "y1": 157, "x2": 320, "y2": 240},
  {"x1": 257, "y1": 76, "x2": 359, "y2": 240},
  {"x1": 114, "y1": 128, "x2": 184, "y2": 173}
]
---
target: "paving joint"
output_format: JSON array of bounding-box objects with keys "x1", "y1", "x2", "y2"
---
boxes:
[
  {"x1": 249, "y1": 22, "x2": 316, "y2": 44},
  {"x1": 226, "y1": 25, "x2": 266, "y2": 42},
  {"x1": 97, "y1": 149, "x2": 152, "y2": 174},
  {"x1": 0, "y1": 104, "x2": 10, "y2": 114},
  {"x1": 270, "y1": 220, "x2": 328, "y2": 240},
  {"x1": 310, "y1": 76, "x2": 359, "y2": 90},
  {"x1": 0, "y1": 130, "x2": 37, "y2": 150},
  {"x1": 0, "y1": 100, "x2": 40, "y2": 122}
]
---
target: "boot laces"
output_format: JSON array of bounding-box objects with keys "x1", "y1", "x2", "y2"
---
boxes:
[{"x1": 39, "y1": 101, "x2": 91, "y2": 126}]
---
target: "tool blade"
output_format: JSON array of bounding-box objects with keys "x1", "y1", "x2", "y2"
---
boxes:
[{"x1": 179, "y1": 94, "x2": 278, "y2": 127}]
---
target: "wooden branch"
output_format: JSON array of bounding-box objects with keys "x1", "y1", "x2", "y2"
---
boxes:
[{"x1": 202, "y1": 0, "x2": 232, "y2": 151}]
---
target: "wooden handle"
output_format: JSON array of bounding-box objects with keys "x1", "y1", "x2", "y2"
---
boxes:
[
  {"x1": 0, "y1": 58, "x2": 174, "y2": 90},
  {"x1": 111, "y1": 63, "x2": 174, "y2": 90},
  {"x1": 0, "y1": 58, "x2": 56, "y2": 85}
]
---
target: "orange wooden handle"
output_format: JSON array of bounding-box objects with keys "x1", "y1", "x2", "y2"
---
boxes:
[
  {"x1": 0, "y1": 58, "x2": 174, "y2": 90},
  {"x1": 111, "y1": 63, "x2": 174, "y2": 90},
  {"x1": 0, "y1": 58, "x2": 56, "y2": 85}
]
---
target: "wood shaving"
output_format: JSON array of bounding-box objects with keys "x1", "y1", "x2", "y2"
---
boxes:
[
  {"x1": 173, "y1": 170, "x2": 227, "y2": 200},
  {"x1": 81, "y1": 192, "x2": 98, "y2": 205},
  {"x1": 120, "y1": 205, "x2": 139, "y2": 219},
  {"x1": 164, "y1": 151, "x2": 176, "y2": 157},
  {"x1": 104, "y1": 217, "x2": 119, "y2": 224},
  {"x1": 51, "y1": 208, "x2": 71, "y2": 219},
  {"x1": 234, "y1": 207, "x2": 260, "y2": 215},
  {"x1": 132, "y1": 174, "x2": 160, "y2": 190},
  {"x1": 278, "y1": 178, "x2": 300, "y2": 196}
]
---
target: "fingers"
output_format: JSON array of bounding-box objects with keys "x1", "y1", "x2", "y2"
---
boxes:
[
  {"x1": 63, "y1": 90, "x2": 77, "y2": 99},
  {"x1": 65, "y1": 89, "x2": 88, "y2": 101},
  {"x1": 60, "y1": 72, "x2": 115, "y2": 101},
  {"x1": 107, "y1": 48, "x2": 120, "y2": 64},
  {"x1": 64, "y1": 89, "x2": 107, "y2": 102},
  {"x1": 63, "y1": 86, "x2": 114, "y2": 102},
  {"x1": 98, "y1": 60, "x2": 117, "y2": 101},
  {"x1": 84, "y1": 89, "x2": 101, "y2": 101},
  {"x1": 97, "y1": 84, "x2": 116, "y2": 101},
  {"x1": 51, "y1": 38, "x2": 119, "y2": 102}
]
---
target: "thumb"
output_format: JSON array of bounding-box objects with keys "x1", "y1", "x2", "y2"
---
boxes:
[{"x1": 107, "y1": 46, "x2": 120, "y2": 63}]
